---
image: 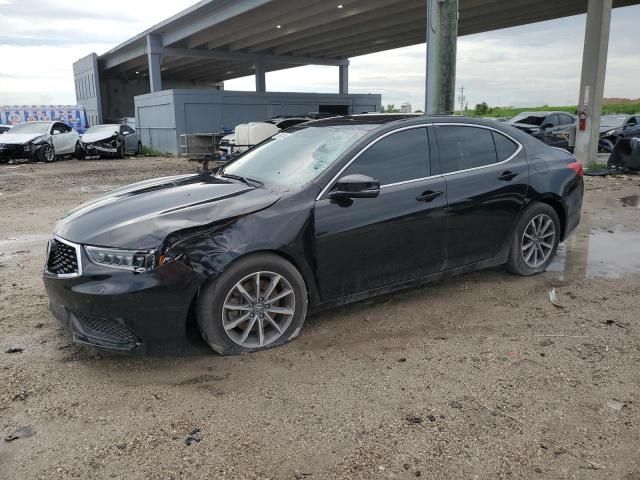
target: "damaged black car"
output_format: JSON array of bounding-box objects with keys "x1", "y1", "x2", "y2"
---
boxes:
[
  {"x1": 599, "y1": 114, "x2": 640, "y2": 152},
  {"x1": 43, "y1": 115, "x2": 583, "y2": 356},
  {"x1": 80, "y1": 124, "x2": 142, "y2": 159},
  {"x1": 507, "y1": 111, "x2": 576, "y2": 149}
]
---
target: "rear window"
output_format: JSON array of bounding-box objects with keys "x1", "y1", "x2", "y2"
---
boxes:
[{"x1": 492, "y1": 131, "x2": 518, "y2": 161}]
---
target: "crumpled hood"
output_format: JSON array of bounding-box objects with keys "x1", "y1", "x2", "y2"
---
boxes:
[
  {"x1": 54, "y1": 173, "x2": 281, "y2": 249},
  {"x1": 0, "y1": 132, "x2": 46, "y2": 144},
  {"x1": 81, "y1": 131, "x2": 119, "y2": 143},
  {"x1": 509, "y1": 123, "x2": 541, "y2": 134}
]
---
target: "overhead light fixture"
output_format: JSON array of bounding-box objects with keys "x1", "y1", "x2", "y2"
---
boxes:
[
  {"x1": 337, "y1": 4, "x2": 343, "y2": 8},
  {"x1": 135, "y1": 71, "x2": 140, "y2": 74},
  {"x1": 226, "y1": 70, "x2": 234, "y2": 74},
  {"x1": 276, "y1": 24, "x2": 282, "y2": 29}
]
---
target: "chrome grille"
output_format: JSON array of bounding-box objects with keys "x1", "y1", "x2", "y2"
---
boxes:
[{"x1": 47, "y1": 239, "x2": 79, "y2": 275}]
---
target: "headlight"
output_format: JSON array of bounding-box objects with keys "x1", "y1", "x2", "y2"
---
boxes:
[
  {"x1": 603, "y1": 130, "x2": 616, "y2": 136},
  {"x1": 85, "y1": 246, "x2": 157, "y2": 272}
]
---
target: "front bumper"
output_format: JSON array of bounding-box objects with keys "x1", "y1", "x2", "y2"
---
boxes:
[
  {"x1": 81, "y1": 142, "x2": 119, "y2": 157},
  {"x1": 43, "y1": 239, "x2": 206, "y2": 355},
  {"x1": 0, "y1": 143, "x2": 36, "y2": 162}
]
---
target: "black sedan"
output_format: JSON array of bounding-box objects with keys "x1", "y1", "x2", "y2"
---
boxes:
[
  {"x1": 43, "y1": 115, "x2": 584, "y2": 356},
  {"x1": 599, "y1": 114, "x2": 640, "y2": 152},
  {"x1": 508, "y1": 111, "x2": 576, "y2": 149}
]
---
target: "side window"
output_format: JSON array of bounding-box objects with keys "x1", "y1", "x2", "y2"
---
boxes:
[
  {"x1": 492, "y1": 131, "x2": 518, "y2": 161},
  {"x1": 559, "y1": 114, "x2": 574, "y2": 125},
  {"x1": 544, "y1": 114, "x2": 559, "y2": 127},
  {"x1": 342, "y1": 128, "x2": 429, "y2": 185},
  {"x1": 120, "y1": 125, "x2": 134, "y2": 135},
  {"x1": 627, "y1": 117, "x2": 637, "y2": 126},
  {"x1": 436, "y1": 126, "x2": 497, "y2": 173},
  {"x1": 51, "y1": 123, "x2": 62, "y2": 134}
]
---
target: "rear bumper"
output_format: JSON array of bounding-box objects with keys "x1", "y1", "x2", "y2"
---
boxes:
[
  {"x1": 564, "y1": 177, "x2": 584, "y2": 239},
  {"x1": 43, "y1": 248, "x2": 206, "y2": 355}
]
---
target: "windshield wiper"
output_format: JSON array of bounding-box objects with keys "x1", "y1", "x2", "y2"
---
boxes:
[{"x1": 219, "y1": 173, "x2": 263, "y2": 188}]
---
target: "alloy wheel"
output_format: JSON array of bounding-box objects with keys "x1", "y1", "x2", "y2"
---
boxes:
[
  {"x1": 44, "y1": 145, "x2": 55, "y2": 162},
  {"x1": 521, "y1": 213, "x2": 556, "y2": 268},
  {"x1": 221, "y1": 271, "x2": 295, "y2": 348}
]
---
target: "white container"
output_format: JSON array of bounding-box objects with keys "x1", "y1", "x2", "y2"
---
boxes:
[{"x1": 235, "y1": 122, "x2": 279, "y2": 148}]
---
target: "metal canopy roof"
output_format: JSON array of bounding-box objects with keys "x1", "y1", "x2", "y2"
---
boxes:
[{"x1": 100, "y1": 0, "x2": 640, "y2": 83}]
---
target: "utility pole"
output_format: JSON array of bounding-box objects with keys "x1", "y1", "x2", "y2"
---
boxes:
[
  {"x1": 425, "y1": 0, "x2": 459, "y2": 114},
  {"x1": 457, "y1": 85, "x2": 466, "y2": 115}
]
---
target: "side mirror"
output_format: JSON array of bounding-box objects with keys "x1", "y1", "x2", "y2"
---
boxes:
[
  {"x1": 122, "y1": 130, "x2": 130, "y2": 136},
  {"x1": 52, "y1": 130, "x2": 61, "y2": 135},
  {"x1": 330, "y1": 174, "x2": 380, "y2": 199}
]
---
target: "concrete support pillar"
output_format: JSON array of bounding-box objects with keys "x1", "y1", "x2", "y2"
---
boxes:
[
  {"x1": 146, "y1": 34, "x2": 163, "y2": 93},
  {"x1": 425, "y1": 0, "x2": 458, "y2": 114},
  {"x1": 254, "y1": 62, "x2": 266, "y2": 92},
  {"x1": 574, "y1": 0, "x2": 612, "y2": 165},
  {"x1": 339, "y1": 64, "x2": 349, "y2": 94}
]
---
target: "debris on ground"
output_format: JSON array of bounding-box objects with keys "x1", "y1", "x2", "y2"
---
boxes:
[
  {"x1": 449, "y1": 400, "x2": 463, "y2": 409},
  {"x1": 607, "y1": 399, "x2": 625, "y2": 412},
  {"x1": 405, "y1": 415, "x2": 423, "y2": 425},
  {"x1": 4, "y1": 347, "x2": 24, "y2": 354},
  {"x1": 539, "y1": 339, "x2": 554, "y2": 347},
  {"x1": 548, "y1": 288, "x2": 565, "y2": 308},
  {"x1": 4, "y1": 427, "x2": 35, "y2": 442},
  {"x1": 426, "y1": 414, "x2": 436, "y2": 422},
  {"x1": 185, "y1": 428, "x2": 202, "y2": 446}
]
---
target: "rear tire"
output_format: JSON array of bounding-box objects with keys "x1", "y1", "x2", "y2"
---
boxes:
[
  {"x1": 135, "y1": 141, "x2": 142, "y2": 156},
  {"x1": 196, "y1": 253, "x2": 308, "y2": 355},
  {"x1": 74, "y1": 142, "x2": 84, "y2": 160},
  {"x1": 506, "y1": 202, "x2": 561, "y2": 276}
]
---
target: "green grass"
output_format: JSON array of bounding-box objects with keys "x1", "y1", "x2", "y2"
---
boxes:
[
  {"x1": 585, "y1": 161, "x2": 603, "y2": 171},
  {"x1": 140, "y1": 146, "x2": 169, "y2": 157},
  {"x1": 474, "y1": 102, "x2": 640, "y2": 118}
]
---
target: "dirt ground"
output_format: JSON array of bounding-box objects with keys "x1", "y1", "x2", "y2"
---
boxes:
[{"x1": 0, "y1": 157, "x2": 639, "y2": 480}]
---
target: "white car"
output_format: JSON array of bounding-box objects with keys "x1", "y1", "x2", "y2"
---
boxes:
[
  {"x1": 0, "y1": 121, "x2": 81, "y2": 163},
  {"x1": 80, "y1": 124, "x2": 142, "y2": 158}
]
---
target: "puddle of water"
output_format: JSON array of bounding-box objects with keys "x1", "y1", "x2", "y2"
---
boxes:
[
  {"x1": 620, "y1": 195, "x2": 640, "y2": 208},
  {"x1": 548, "y1": 226, "x2": 640, "y2": 280}
]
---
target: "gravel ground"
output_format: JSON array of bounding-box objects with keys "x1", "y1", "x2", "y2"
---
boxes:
[{"x1": 0, "y1": 157, "x2": 639, "y2": 480}]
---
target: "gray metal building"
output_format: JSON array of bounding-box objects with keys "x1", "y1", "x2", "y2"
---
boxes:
[{"x1": 74, "y1": 0, "x2": 640, "y2": 161}]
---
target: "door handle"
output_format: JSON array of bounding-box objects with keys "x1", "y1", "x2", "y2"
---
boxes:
[
  {"x1": 498, "y1": 171, "x2": 518, "y2": 181},
  {"x1": 416, "y1": 190, "x2": 443, "y2": 202}
]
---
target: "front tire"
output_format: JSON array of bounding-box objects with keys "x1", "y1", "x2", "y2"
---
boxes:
[
  {"x1": 38, "y1": 143, "x2": 55, "y2": 163},
  {"x1": 506, "y1": 202, "x2": 561, "y2": 276},
  {"x1": 196, "y1": 253, "x2": 308, "y2": 355}
]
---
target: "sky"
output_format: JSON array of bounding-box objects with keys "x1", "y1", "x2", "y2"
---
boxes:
[{"x1": 0, "y1": 0, "x2": 639, "y2": 111}]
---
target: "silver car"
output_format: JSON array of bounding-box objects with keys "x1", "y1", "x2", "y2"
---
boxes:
[{"x1": 80, "y1": 124, "x2": 142, "y2": 159}]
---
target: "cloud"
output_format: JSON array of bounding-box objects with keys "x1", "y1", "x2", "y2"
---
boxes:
[{"x1": 0, "y1": 2, "x2": 638, "y2": 109}]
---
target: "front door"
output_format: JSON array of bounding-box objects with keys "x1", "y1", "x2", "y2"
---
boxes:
[
  {"x1": 433, "y1": 124, "x2": 529, "y2": 269},
  {"x1": 314, "y1": 127, "x2": 447, "y2": 301},
  {"x1": 50, "y1": 122, "x2": 74, "y2": 154}
]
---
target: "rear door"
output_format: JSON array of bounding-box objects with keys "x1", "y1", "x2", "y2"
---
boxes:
[
  {"x1": 314, "y1": 126, "x2": 447, "y2": 300},
  {"x1": 434, "y1": 124, "x2": 529, "y2": 269}
]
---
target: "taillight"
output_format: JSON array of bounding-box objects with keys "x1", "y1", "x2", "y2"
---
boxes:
[{"x1": 567, "y1": 162, "x2": 584, "y2": 177}]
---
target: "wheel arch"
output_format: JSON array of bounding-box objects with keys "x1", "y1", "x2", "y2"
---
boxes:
[{"x1": 530, "y1": 194, "x2": 567, "y2": 240}]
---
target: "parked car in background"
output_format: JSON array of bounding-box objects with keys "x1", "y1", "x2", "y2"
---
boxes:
[
  {"x1": 0, "y1": 121, "x2": 80, "y2": 163},
  {"x1": 219, "y1": 118, "x2": 310, "y2": 156},
  {"x1": 43, "y1": 115, "x2": 583, "y2": 356},
  {"x1": 80, "y1": 124, "x2": 142, "y2": 159},
  {"x1": 0, "y1": 125, "x2": 12, "y2": 134},
  {"x1": 599, "y1": 114, "x2": 640, "y2": 152},
  {"x1": 508, "y1": 111, "x2": 576, "y2": 149}
]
